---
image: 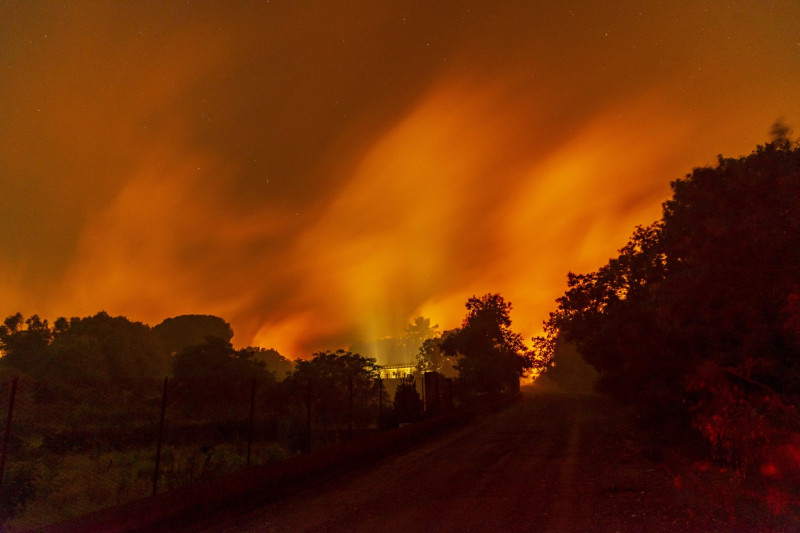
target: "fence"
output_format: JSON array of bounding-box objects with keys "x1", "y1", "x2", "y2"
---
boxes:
[{"x1": 0, "y1": 371, "x2": 458, "y2": 529}]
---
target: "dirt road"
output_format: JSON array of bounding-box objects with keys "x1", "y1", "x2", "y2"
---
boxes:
[{"x1": 190, "y1": 387, "x2": 790, "y2": 532}]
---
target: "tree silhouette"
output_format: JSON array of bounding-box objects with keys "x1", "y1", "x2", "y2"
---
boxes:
[
  {"x1": 658, "y1": 142, "x2": 800, "y2": 397},
  {"x1": 241, "y1": 347, "x2": 294, "y2": 380},
  {"x1": 441, "y1": 294, "x2": 532, "y2": 397},
  {"x1": 0, "y1": 311, "x2": 219, "y2": 381},
  {"x1": 172, "y1": 336, "x2": 270, "y2": 417},
  {"x1": 60, "y1": 312, "x2": 169, "y2": 379},
  {"x1": 416, "y1": 330, "x2": 458, "y2": 376},
  {"x1": 153, "y1": 314, "x2": 234, "y2": 356},
  {"x1": 403, "y1": 316, "x2": 439, "y2": 355},
  {"x1": 46, "y1": 334, "x2": 106, "y2": 381},
  {"x1": 393, "y1": 377, "x2": 422, "y2": 423},
  {"x1": 543, "y1": 138, "x2": 800, "y2": 457},
  {"x1": 0, "y1": 314, "x2": 52, "y2": 378}
]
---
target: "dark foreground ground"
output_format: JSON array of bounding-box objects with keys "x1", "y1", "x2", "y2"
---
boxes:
[{"x1": 186, "y1": 385, "x2": 797, "y2": 532}]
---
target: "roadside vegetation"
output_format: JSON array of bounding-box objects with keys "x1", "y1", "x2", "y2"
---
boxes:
[
  {"x1": 537, "y1": 129, "x2": 800, "y2": 515},
  {"x1": 0, "y1": 296, "x2": 537, "y2": 529}
]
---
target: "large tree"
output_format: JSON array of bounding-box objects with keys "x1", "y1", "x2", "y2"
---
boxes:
[
  {"x1": 172, "y1": 336, "x2": 272, "y2": 417},
  {"x1": 153, "y1": 314, "x2": 234, "y2": 356},
  {"x1": 541, "y1": 139, "x2": 800, "y2": 468},
  {"x1": 659, "y1": 144, "x2": 800, "y2": 396},
  {"x1": 544, "y1": 223, "x2": 676, "y2": 404},
  {"x1": 441, "y1": 294, "x2": 533, "y2": 397},
  {"x1": 242, "y1": 347, "x2": 294, "y2": 380},
  {"x1": 0, "y1": 314, "x2": 53, "y2": 378},
  {"x1": 416, "y1": 330, "x2": 458, "y2": 376},
  {"x1": 547, "y1": 141, "x2": 800, "y2": 399}
]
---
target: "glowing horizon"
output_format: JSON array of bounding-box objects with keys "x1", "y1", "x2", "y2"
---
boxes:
[{"x1": 1, "y1": 2, "x2": 797, "y2": 360}]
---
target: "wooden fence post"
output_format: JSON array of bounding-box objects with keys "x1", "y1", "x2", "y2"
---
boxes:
[
  {"x1": 348, "y1": 375, "x2": 353, "y2": 439},
  {"x1": 0, "y1": 377, "x2": 18, "y2": 488},
  {"x1": 152, "y1": 376, "x2": 168, "y2": 497},
  {"x1": 377, "y1": 377, "x2": 383, "y2": 431},
  {"x1": 246, "y1": 377, "x2": 257, "y2": 468},
  {"x1": 306, "y1": 378, "x2": 312, "y2": 451}
]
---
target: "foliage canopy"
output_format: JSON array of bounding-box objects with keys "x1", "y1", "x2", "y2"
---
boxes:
[
  {"x1": 441, "y1": 293, "x2": 533, "y2": 397},
  {"x1": 540, "y1": 140, "x2": 800, "y2": 461}
]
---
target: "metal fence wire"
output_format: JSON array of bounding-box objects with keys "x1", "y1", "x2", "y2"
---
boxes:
[{"x1": 0, "y1": 371, "x2": 458, "y2": 528}]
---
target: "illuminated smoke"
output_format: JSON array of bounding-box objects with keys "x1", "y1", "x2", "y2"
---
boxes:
[
  {"x1": 4, "y1": 4, "x2": 795, "y2": 360},
  {"x1": 252, "y1": 81, "x2": 696, "y2": 356},
  {"x1": 47, "y1": 76, "x2": 698, "y2": 360}
]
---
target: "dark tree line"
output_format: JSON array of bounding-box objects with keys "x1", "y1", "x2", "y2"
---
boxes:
[
  {"x1": 0, "y1": 312, "x2": 169, "y2": 382},
  {"x1": 538, "y1": 136, "x2": 800, "y2": 472},
  {"x1": 0, "y1": 312, "x2": 292, "y2": 385},
  {"x1": 0, "y1": 294, "x2": 544, "y2": 417}
]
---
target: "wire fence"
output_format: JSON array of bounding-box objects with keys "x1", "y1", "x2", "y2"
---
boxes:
[{"x1": 0, "y1": 371, "x2": 457, "y2": 529}]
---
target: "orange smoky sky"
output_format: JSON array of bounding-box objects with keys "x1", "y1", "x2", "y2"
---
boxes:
[{"x1": 1, "y1": 1, "x2": 798, "y2": 359}]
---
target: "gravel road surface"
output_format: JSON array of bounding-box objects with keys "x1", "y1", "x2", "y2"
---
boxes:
[{"x1": 189, "y1": 386, "x2": 790, "y2": 532}]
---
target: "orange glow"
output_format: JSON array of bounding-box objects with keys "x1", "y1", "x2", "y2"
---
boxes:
[
  {"x1": 19, "y1": 78, "x2": 781, "y2": 358},
  {"x1": 1, "y1": 3, "x2": 798, "y2": 360},
  {"x1": 231, "y1": 82, "x2": 697, "y2": 355}
]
